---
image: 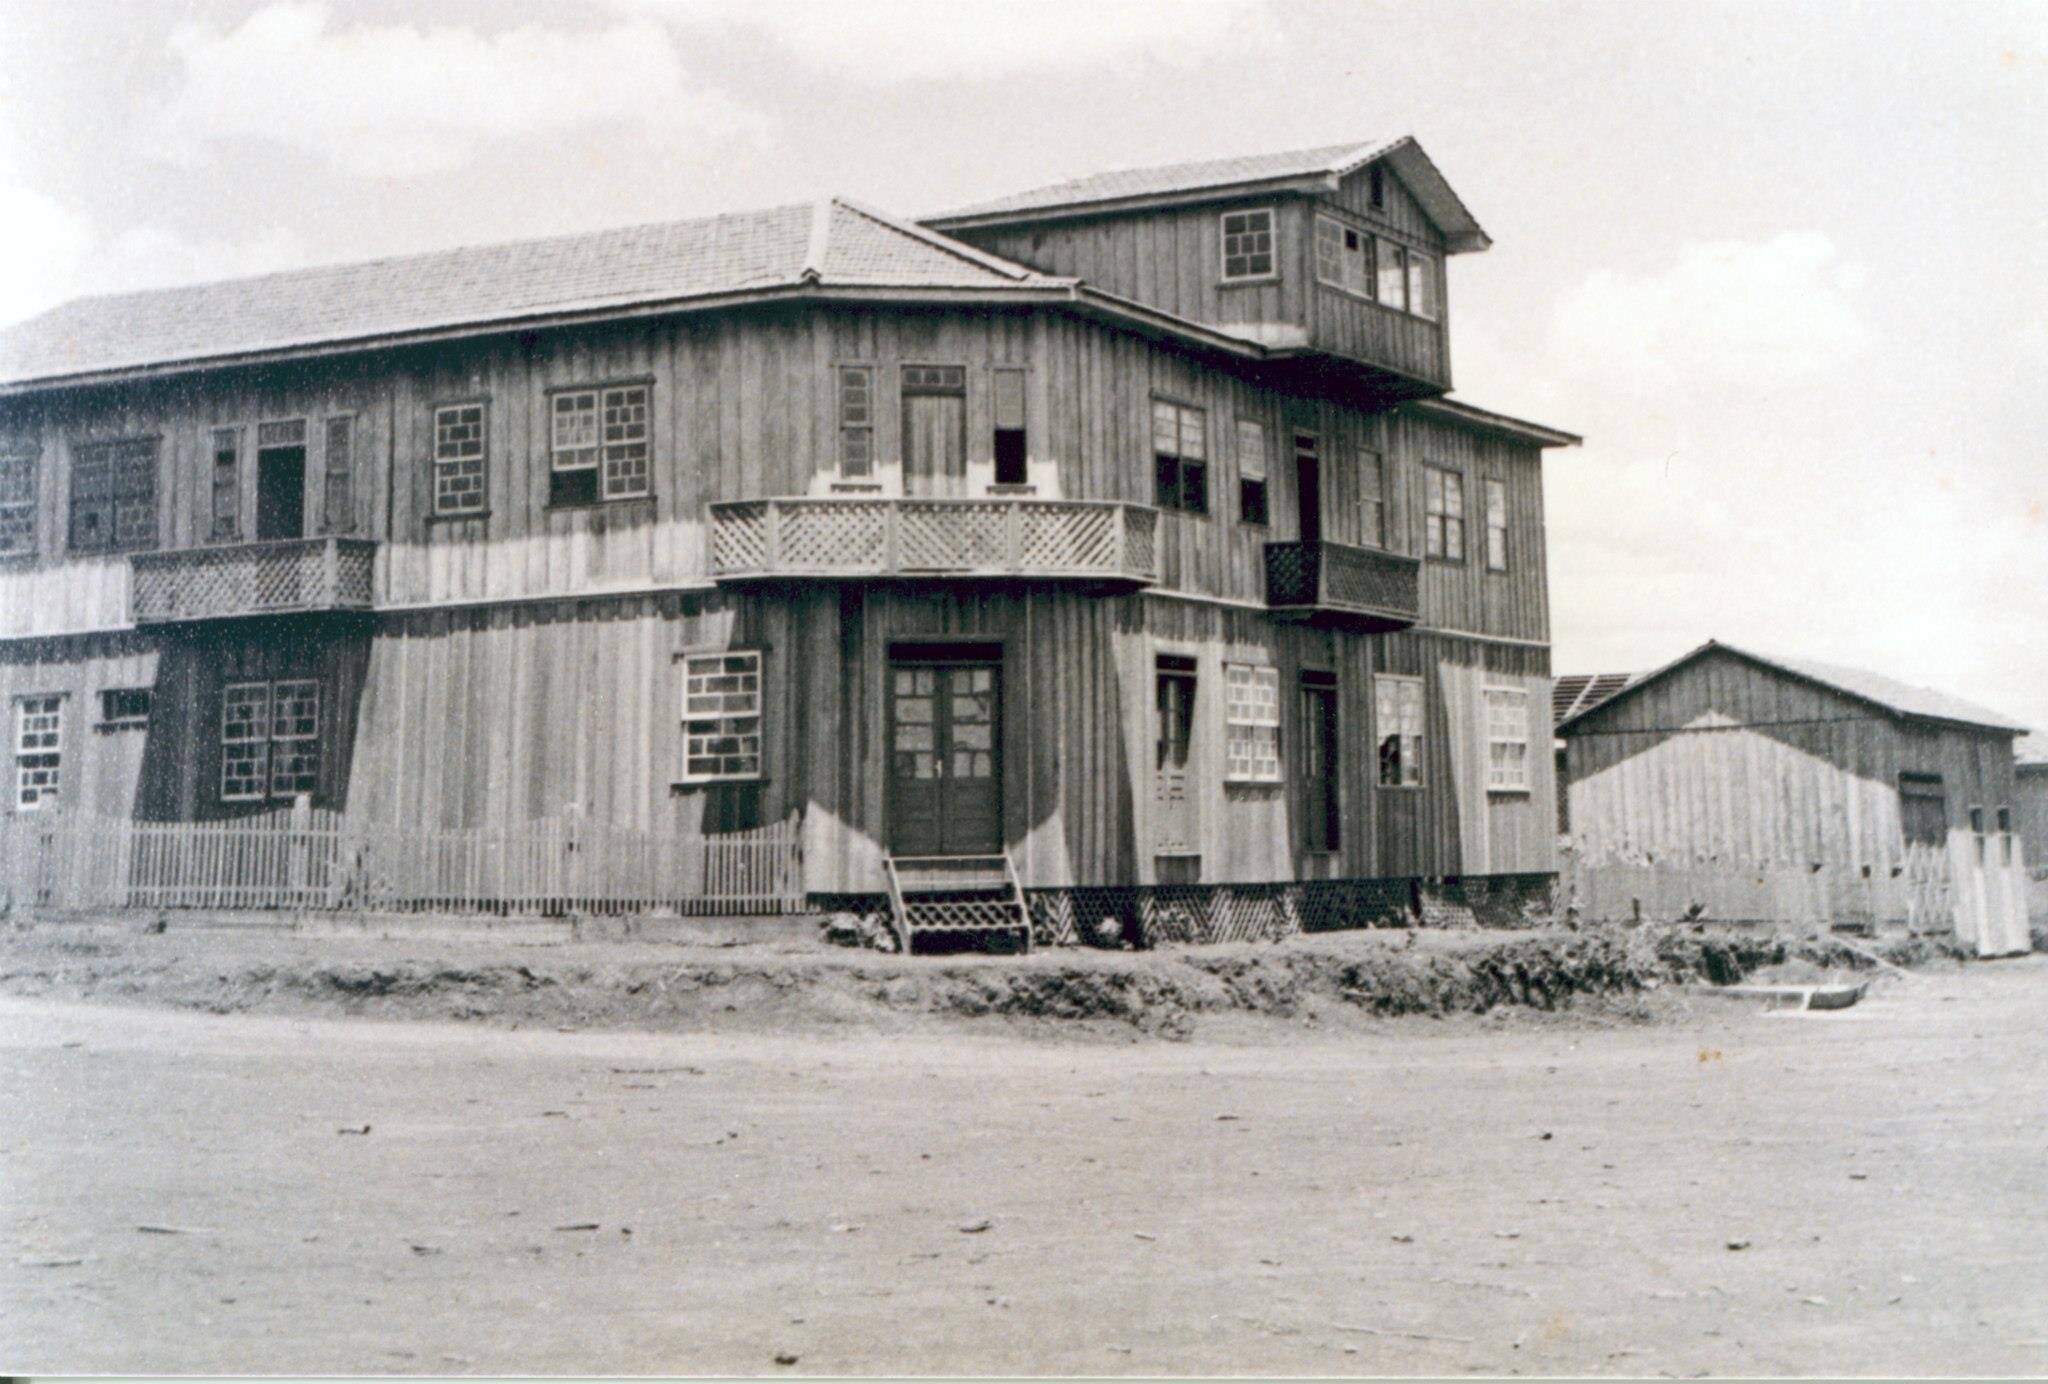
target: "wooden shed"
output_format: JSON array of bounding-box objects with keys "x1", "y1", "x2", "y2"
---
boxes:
[{"x1": 1556, "y1": 641, "x2": 2031, "y2": 955}]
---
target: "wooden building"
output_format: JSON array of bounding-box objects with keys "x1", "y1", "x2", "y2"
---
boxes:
[
  {"x1": 1557, "y1": 641, "x2": 2031, "y2": 955},
  {"x1": 2014, "y1": 760, "x2": 2048, "y2": 927},
  {"x1": 0, "y1": 138, "x2": 1578, "y2": 942}
]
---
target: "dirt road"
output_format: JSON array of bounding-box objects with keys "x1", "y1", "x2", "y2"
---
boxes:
[{"x1": 4, "y1": 959, "x2": 2045, "y2": 1375}]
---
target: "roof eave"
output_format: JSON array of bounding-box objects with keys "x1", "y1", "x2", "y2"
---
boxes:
[
  {"x1": 923, "y1": 174, "x2": 1340, "y2": 233},
  {"x1": 1404, "y1": 397, "x2": 1580, "y2": 448}
]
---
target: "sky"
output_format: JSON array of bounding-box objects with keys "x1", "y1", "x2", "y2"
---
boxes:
[{"x1": 1, "y1": 0, "x2": 2044, "y2": 746}]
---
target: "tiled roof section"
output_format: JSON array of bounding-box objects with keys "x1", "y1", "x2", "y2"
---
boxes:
[
  {"x1": 1552, "y1": 673, "x2": 1634, "y2": 728},
  {"x1": 0, "y1": 199, "x2": 1050, "y2": 389},
  {"x1": 934, "y1": 140, "x2": 1396, "y2": 220}
]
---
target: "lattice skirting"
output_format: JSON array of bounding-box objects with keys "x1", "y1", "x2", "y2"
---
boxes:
[{"x1": 811, "y1": 876, "x2": 1553, "y2": 949}]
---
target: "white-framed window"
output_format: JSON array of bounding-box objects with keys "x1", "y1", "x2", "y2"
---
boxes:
[
  {"x1": 1220, "y1": 208, "x2": 1275, "y2": 280},
  {"x1": 1485, "y1": 686, "x2": 1530, "y2": 792},
  {"x1": 1424, "y1": 465, "x2": 1465, "y2": 562},
  {"x1": 433, "y1": 403, "x2": 488, "y2": 516},
  {"x1": 1406, "y1": 250, "x2": 1439, "y2": 321},
  {"x1": 1484, "y1": 477, "x2": 1508, "y2": 571},
  {"x1": 1360, "y1": 449, "x2": 1386, "y2": 548},
  {"x1": 14, "y1": 693, "x2": 62, "y2": 810},
  {"x1": 550, "y1": 383, "x2": 650, "y2": 506},
  {"x1": 1152, "y1": 400, "x2": 1208, "y2": 515},
  {"x1": 1236, "y1": 418, "x2": 1268, "y2": 526},
  {"x1": 221, "y1": 679, "x2": 321, "y2": 802},
  {"x1": 1375, "y1": 674, "x2": 1424, "y2": 788},
  {"x1": 1313, "y1": 214, "x2": 1375, "y2": 297},
  {"x1": 0, "y1": 438, "x2": 36, "y2": 556},
  {"x1": 99, "y1": 687, "x2": 152, "y2": 729},
  {"x1": 1377, "y1": 239, "x2": 1408, "y2": 311},
  {"x1": 1224, "y1": 662, "x2": 1282, "y2": 783},
  {"x1": 838, "y1": 366, "x2": 874, "y2": 478},
  {"x1": 681, "y1": 651, "x2": 763, "y2": 782}
]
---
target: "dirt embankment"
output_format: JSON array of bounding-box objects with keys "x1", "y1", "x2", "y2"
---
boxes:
[{"x1": 0, "y1": 918, "x2": 1963, "y2": 1039}]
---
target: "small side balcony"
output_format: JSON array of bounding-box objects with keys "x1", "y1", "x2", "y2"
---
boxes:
[
  {"x1": 709, "y1": 497, "x2": 1157, "y2": 588},
  {"x1": 1264, "y1": 540, "x2": 1421, "y2": 631},
  {"x1": 130, "y1": 537, "x2": 378, "y2": 624}
]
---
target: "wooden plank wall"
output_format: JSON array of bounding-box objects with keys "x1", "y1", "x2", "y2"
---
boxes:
[
  {"x1": 1390, "y1": 408, "x2": 1551, "y2": 643},
  {"x1": 1308, "y1": 161, "x2": 1452, "y2": 386},
  {"x1": 0, "y1": 631, "x2": 160, "y2": 817}
]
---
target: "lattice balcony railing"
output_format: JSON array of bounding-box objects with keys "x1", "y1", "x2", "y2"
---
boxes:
[
  {"x1": 709, "y1": 498, "x2": 1158, "y2": 585},
  {"x1": 1264, "y1": 540, "x2": 1420, "y2": 629},
  {"x1": 130, "y1": 537, "x2": 378, "y2": 624}
]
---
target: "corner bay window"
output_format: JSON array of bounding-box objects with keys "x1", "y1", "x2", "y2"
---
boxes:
[
  {"x1": 14, "y1": 694, "x2": 62, "y2": 809},
  {"x1": 1224, "y1": 663, "x2": 1281, "y2": 783},
  {"x1": 1152, "y1": 400, "x2": 1208, "y2": 515},
  {"x1": 221, "y1": 680, "x2": 320, "y2": 802},
  {"x1": 69, "y1": 437, "x2": 158, "y2": 553},
  {"x1": 681, "y1": 651, "x2": 763, "y2": 782},
  {"x1": 551, "y1": 384, "x2": 650, "y2": 506},
  {"x1": 1484, "y1": 686, "x2": 1530, "y2": 791},
  {"x1": 1376, "y1": 674, "x2": 1424, "y2": 788},
  {"x1": 1220, "y1": 208, "x2": 1274, "y2": 280}
]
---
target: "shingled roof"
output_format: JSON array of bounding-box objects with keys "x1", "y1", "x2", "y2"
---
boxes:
[
  {"x1": 925, "y1": 136, "x2": 1490, "y2": 252},
  {"x1": 0, "y1": 198, "x2": 1055, "y2": 392},
  {"x1": 1555, "y1": 640, "x2": 2027, "y2": 736},
  {"x1": 1552, "y1": 672, "x2": 1634, "y2": 728}
]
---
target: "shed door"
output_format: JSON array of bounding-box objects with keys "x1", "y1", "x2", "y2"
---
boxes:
[{"x1": 888, "y1": 661, "x2": 1001, "y2": 856}]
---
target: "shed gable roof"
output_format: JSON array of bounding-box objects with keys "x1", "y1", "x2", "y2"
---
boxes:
[
  {"x1": 0, "y1": 198, "x2": 1052, "y2": 391},
  {"x1": 925, "y1": 136, "x2": 1490, "y2": 252},
  {"x1": 1555, "y1": 640, "x2": 2027, "y2": 736}
]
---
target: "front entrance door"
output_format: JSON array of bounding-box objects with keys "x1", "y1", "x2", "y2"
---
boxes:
[
  {"x1": 256, "y1": 444, "x2": 306, "y2": 540},
  {"x1": 888, "y1": 659, "x2": 1001, "y2": 856},
  {"x1": 1294, "y1": 433, "x2": 1322, "y2": 543},
  {"x1": 1154, "y1": 656, "x2": 1197, "y2": 855},
  {"x1": 1301, "y1": 675, "x2": 1339, "y2": 852}
]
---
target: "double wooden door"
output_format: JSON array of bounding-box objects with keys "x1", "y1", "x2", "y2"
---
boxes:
[{"x1": 888, "y1": 660, "x2": 1001, "y2": 856}]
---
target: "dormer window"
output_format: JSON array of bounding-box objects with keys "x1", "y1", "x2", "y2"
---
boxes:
[
  {"x1": 1220, "y1": 209, "x2": 1275, "y2": 281},
  {"x1": 1314, "y1": 215, "x2": 1375, "y2": 297}
]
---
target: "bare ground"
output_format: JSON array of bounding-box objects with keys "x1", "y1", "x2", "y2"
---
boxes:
[{"x1": 1, "y1": 919, "x2": 2043, "y2": 1376}]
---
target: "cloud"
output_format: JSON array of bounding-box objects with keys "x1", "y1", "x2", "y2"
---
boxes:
[
  {"x1": 630, "y1": 0, "x2": 1267, "y2": 82},
  {"x1": 1547, "y1": 232, "x2": 1872, "y2": 396},
  {"x1": 0, "y1": 180, "x2": 93, "y2": 325},
  {"x1": 151, "y1": 4, "x2": 768, "y2": 178}
]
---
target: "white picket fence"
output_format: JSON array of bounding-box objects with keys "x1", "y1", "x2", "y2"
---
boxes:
[{"x1": 0, "y1": 809, "x2": 805, "y2": 917}]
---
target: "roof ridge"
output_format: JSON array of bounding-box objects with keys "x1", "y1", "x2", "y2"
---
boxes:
[{"x1": 799, "y1": 199, "x2": 833, "y2": 283}]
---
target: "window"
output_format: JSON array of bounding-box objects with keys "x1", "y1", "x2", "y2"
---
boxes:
[
  {"x1": 1236, "y1": 419, "x2": 1269, "y2": 526},
  {"x1": 1376, "y1": 674, "x2": 1424, "y2": 788},
  {"x1": 681, "y1": 651, "x2": 763, "y2": 782},
  {"x1": 1359, "y1": 449, "x2": 1386, "y2": 548},
  {"x1": 69, "y1": 437, "x2": 157, "y2": 553},
  {"x1": 1900, "y1": 772, "x2": 1946, "y2": 847},
  {"x1": 1424, "y1": 465, "x2": 1465, "y2": 562},
  {"x1": 221, "y1": 679, "x2": 320, "y2": 802},
  {"x1": 1970, "y1": 805, "x2": 1987, "y2": 862},
  {"x1": 433, "y1": 403, "x2": 488, "y2": 516},
  {"x1": 838, "y1": 367, "x2": 874, "y2": 478},
  {"x1": 1377, "y1": 239, "x2": 1408, "y2": 311},
  {"x1": 99, "y1": 687, "x2": 152, "y2": 729},
  {"x1": 1407, "y1": 250, "x2": 1439, "y2": 321},
  {"x1": 1313, "y1": 215, "x2": 1375, "y2": 297},
  {"x1": 1220, "y1": 208, "x2": 1275, "y2": 280},
  {"x1": 1484, "y1": 477, "x2": 1508, "y2": 571},
  {"x1": 323, "y1": 415, "x2": 355, "y2": 533},
  {"x1": 1999, "y1": 805, "x2": 2015, "y2": 864},
  {"x1": 1224, "y1": 663, "x2": 1281, "y2": 783},
  {"x1": 1152, "y1": 400, "x2": 1208, "y2": 515},
  {"x1": 0, "y1": 438, "x2": 35, "y2": 556},
  {"x1": 208, "y1": 429, "x2": 239, "y2": 542},
  {"x1": 1485, "y1": 686, "x2": 1530, "y2": 792},
  {"x1": 993, "y1": 367, "x2": 1027, "y2": 486},
  {"x1": 550, "y1": 384, "x2": 650, "y2": 506},
  {"x1": 14, "y1": 694, "x2": 61, "y2": 809}
]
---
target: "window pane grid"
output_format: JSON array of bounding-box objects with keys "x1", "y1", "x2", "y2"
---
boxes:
[
  {"x1": 682, "y1": 651, "x2": 763, "y2": 781},
  {"x1": 433, "y1": 404, "x2": 488, "y2": 515},
  {"x1": 1153, "y1": 401, "x2": 1208, "y2": 515},
  {"x1": 1425, "y1": 465, "x2": 1465, "y2": 562},
  {"x1": 15, "y1": 694, "x2": 61, "y2": 809},
  {"x1": 1221, "y1": 209, "x2": 1275, "y2": 280},
  {"x1": 1484, "y1": 687, "x2": 1529, "y2": 790},
  {"x1": 1, "y1": 441, "x2": 37, "y2": 555},
  {"x1": 1225, "y1": 663, "x2": 1282, "y2": 783},
  {"x1": 839, "y1": 367, "x2": 874, "y2": 477}
]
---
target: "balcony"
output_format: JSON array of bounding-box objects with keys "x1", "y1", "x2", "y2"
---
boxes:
[
  {"x1": 130, "y1": 537, "x2": 378, "y2": 624},
  {"x1": 709, "y1": 497, "x2": 1157, "y2": 587},
  {"x1": 1264, "y1": 540, "x2": 1420, "y2": 630}
]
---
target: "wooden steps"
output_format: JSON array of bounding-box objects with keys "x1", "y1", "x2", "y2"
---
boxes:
[{"x1": 882, "y1": 852, "x2": 1031, "y2": 954}]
